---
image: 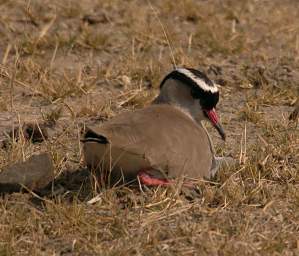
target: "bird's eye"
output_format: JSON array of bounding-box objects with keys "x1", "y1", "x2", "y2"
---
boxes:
[{"x1": 199, "y1": 98, "x2": 213, "y2": 110}]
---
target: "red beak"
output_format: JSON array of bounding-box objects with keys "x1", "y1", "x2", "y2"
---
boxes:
[{"x1": 204, "y1": 108, "x2": 226, "y2": 140}]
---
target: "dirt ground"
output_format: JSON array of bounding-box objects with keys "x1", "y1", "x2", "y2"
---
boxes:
[{"x1": 0, "y1": 0, "x2": 298, "y2": 255}]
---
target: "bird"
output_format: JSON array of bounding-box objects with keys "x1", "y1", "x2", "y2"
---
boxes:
[{"x1": 82, "y1": 67, "x2": 230, "y2": 187}]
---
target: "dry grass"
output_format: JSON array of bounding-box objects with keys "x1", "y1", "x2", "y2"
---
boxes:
[{"x1": 0, "y1": 0, "x2": 298, "y2": 255}]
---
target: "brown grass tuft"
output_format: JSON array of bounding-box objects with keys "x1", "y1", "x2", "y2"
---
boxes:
[{"x1": 0, "y1": 0, "x2": 298, "y2": 255}]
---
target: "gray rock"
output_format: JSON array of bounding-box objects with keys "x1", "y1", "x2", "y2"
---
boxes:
[{"x1": 0, "y1": 153, "x2": 54, "y2": 193}]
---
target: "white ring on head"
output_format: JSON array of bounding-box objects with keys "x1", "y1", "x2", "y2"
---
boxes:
[{"x1": 176, "y1": 68, "x2": 218, "y2": 93}]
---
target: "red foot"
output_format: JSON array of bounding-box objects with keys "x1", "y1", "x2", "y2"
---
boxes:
[
  {"x1": 137, "y1": 170, "x2": 195, "y2": 188},
  {"x1": 138, "y1": 171, "x2": 172, "y2": 186}
]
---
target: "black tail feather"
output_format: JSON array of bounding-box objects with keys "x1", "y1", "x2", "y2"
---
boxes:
[{"x1": 82, "y1": 130, "x2": 109, "y2": 144}]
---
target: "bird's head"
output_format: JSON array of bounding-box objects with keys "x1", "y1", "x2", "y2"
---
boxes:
[{"x1": 155, "y1": 67, "x2": 225, "y2": 140}]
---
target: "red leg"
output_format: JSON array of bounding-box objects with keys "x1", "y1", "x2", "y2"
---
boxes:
[
  {"x1": 138, "y1": 170, "x2": 172, "y2": 186},
  {"x1": 137, "y1": 169, "x2": 195, "y2": 188}
]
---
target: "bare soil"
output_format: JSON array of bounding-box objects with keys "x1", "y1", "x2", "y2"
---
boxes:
[{"x1": 0, "y1": 0, "x2": 298, "y2": 255}]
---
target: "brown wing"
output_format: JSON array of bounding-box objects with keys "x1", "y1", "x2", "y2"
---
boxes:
[{"x1": 83, "y1": 104, "x2": 213, "y2": 179}]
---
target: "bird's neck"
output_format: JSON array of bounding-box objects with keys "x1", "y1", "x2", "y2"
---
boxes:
[
  {"x1": 152, "y1": 93, "x2": 167, "y2": 104},
  {"x1": 152, "y1": 93, "x2": 199, "y2": 121},
  {"x1": 153, "y1": 95, "x2": 216, "y2": 158},
  {"x1": 200, "y1": 122, "x2": 216, "y2": 156}
]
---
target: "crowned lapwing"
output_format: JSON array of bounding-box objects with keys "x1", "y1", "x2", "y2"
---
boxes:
[{"x1": 82, "y1": 68, "x2": 229, "y2": 186}]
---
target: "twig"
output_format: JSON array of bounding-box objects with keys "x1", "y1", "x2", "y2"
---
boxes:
[{"x1": 147, "y1": 0, "x2": 177, "y2": 68}]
